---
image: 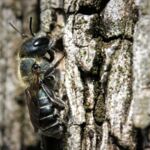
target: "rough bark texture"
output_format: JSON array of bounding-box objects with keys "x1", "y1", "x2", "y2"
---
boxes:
[{"x1": 0, "y1": 0, "x2": 150, "y2": 150}]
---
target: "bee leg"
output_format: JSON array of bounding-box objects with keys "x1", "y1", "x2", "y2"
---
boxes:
[
  {"x1": 43, "y1": 56, "x2": 52, "y2": 63},
  {"x1": 42, "y1": 50, "x2": 55, "y2": 63},
  {"x1": 47, "y1": 50, "x2": 55, "y2": 62},
  {"x1": 44, "y1": 54, "x2": 65, "y2": 77}
]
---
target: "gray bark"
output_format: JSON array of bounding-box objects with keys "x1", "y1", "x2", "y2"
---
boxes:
[
  {"x1": 0, "y1": 0, "x2": 40, "y2": 150},
  {"x1": 0, "y1": 0, "x2": 149, "y2": 150}
]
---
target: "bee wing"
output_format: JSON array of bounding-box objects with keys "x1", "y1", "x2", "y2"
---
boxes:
[
  {"x1": 25, "y1": 89, "x2": 40, "y2": 132},
  {"x1": 40, "y1": 82, "x2": 65, "y2": 110}
]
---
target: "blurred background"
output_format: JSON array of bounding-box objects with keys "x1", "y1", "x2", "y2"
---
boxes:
[{"x1": 0, "y1": 0, "x2": 41, "y2": 149}]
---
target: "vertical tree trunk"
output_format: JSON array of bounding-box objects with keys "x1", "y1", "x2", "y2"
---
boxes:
[
  {"x1": 61, "y1": 0, "x2": 137, "y2": 149},
  {"x1": 1, "y1": 0, "x2": 150, "y2": 150}
]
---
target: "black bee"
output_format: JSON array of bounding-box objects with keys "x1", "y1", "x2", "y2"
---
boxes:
[
  {"x1": 22, "y1": 56, "x2": 66, "y2": 138},
  {"x1": 10, "y1": 18, "x2": 66, "y2": 139},
  {"x1": 10, "y1": 17, "x2": 55, "y2": 62},
  {"x1": 20, "y1": 36, "x2": 55, "y2": 62}
]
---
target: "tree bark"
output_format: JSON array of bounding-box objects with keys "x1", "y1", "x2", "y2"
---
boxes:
[{"x1": 1, "y1": 0, "x2": 150, "y2": 150}]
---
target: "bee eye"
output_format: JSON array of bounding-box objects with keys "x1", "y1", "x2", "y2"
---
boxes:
[{"x1": 32, "y1": 63, "x2": 40, "y2": 71}]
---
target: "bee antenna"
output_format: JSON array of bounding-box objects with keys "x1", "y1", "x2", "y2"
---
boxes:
[
  {"x1": 9, "y1": 22, "x2": 28, "y2": 38},
  {"x1": 29, "y1": 17, "x2": 35, "y2": 37}
]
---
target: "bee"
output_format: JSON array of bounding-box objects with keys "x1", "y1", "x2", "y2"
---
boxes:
[
  {"x1": 22, "y1": 56, "x2": 66, "y2": 138},
  {"x1": 10, "y1": 17, "x2": 55, "y2": 63},
  {"x1": 10, "y1": 18, "x2": 66, "y2": 138}
]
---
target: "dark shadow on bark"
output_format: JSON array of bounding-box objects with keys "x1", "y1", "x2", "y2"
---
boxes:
[
  {"x1": 36, "y1": 0, "x2": 41, "y2": 32},
  {"x1": 23, "y1": 142, "x2": 41, "y2": 150},
  {"x1": 41, "y1": 136, "x2": 63, "y2": 150},
  {"x1": 136, "y1": 128, "x2": 143, "y2": 150}
]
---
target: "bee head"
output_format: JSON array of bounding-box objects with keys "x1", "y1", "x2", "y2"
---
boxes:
[
  {"x1": 20, "y1": 36, "x2": 54, "y2": 57},
  {"x1": 20, "y1": 17, "x2": 54, "y2": 58},
  {"x1": 10, "y1": 17, "x2": 54, "y2": 58}
]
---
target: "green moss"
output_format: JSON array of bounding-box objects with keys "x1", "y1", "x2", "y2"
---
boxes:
[
  {"x1": 91, "y1": 39, "x2": 106, "y2": 124},
  {"x1": 94, "y1": 95, "x2": 106, "y2": 124},
  {"x1": 77, "y1": 18, "x2": 88, "y2": 26},
  {"x1": 79, "y1": 49, "x2": 87, "y2": 57},
  {"x1": 93, "y1": 79, "x2": 106, "y2": 124},
  {"x1": 84, "y1": 102, "x2": 91, "y2": 110}
]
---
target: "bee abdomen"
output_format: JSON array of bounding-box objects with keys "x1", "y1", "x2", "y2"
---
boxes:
[
  {"x1": 38, "y1": 96, "x2": 50, "y2": 106},
  {"x1": 39, "y1": 108, "x2": 59, "y2": 127},
  {"x1": 37, "y1": 89, "x2": 64, "y2": 138}
]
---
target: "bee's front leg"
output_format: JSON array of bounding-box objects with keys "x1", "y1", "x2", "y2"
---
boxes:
[
  {"x1": 47, "y1": 50, "x2": 55, "y2": 62},
  {"x1": 43, "y1": 50, "x2": 55, "y2": 63}
]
